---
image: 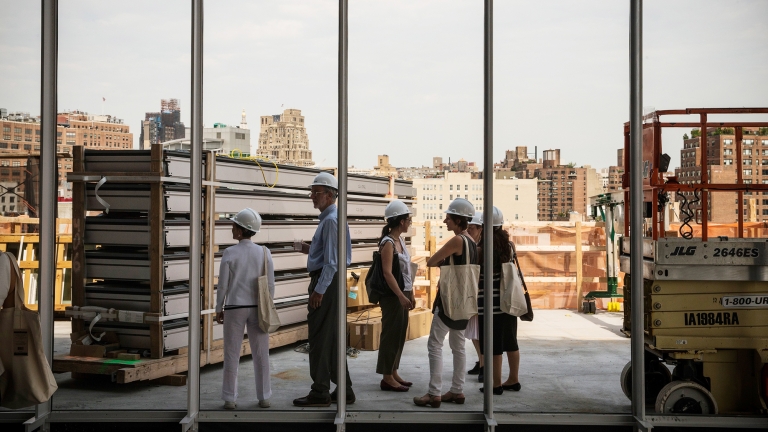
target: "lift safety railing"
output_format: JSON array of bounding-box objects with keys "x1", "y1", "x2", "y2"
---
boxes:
[
  {"x1": 12, "y1": 0, "x2": 768, "y2": 431},
  {"x1": 622, "y1": 108, "x2": 768, "y2": 242}
]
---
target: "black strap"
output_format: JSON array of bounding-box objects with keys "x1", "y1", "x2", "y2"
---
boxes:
[
  {"x1": 510, "y1": 241, "x2": 529, "y2": 294},
  {"x1": 380, "y1": 236, "x2": 398, "y2": 257}
]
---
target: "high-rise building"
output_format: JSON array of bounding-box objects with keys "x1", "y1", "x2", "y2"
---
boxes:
[
  {"x1": 256, "y1": 109, "x2": 314, "y2": 167},
  {"x1": 140, "y1": 98, "x2": 186, "y2": 149},
  {"x1": 494, "y1": 148, "x2": 596, "y2": 221},
  {"x1": 674, "y1": 127, "x2": 768, "y2": 222}
]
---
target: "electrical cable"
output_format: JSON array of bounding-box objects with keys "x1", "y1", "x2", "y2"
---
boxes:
[{"x1": 222, "y1": 149, "x2": 280, "y2": 188}]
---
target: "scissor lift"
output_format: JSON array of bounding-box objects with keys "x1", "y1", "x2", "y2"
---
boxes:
[{"x1": 619, "y1": 108, "x2": 768, "y2": 414}]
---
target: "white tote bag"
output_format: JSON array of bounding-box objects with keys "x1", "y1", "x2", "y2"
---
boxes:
[
  {"x1": 500, "y1": 259, "x2": 528, "y2": 317},
  {"x1": 438, "y1": 235, "x2": 480, "y2": 321},
  {"x1": 257, "y1": 247, "x2": 281, "y2": 334},
  {"x1": 0, "y1": 252, "x2": 58, "y2": 409}
]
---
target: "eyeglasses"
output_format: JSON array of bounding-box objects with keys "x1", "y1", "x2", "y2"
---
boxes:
[{"x1": 308, "y1": 191, "x2": 328, "y2": 197}]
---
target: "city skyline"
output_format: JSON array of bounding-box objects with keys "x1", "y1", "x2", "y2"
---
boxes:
[{"x1": 2, "y1": 0, "x2": 767, "y2": 172}]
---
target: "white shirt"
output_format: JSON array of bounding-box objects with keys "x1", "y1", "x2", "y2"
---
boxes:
[
  {"x1": 216, "y1": 239, "x2": 275, "y2": 313},
  {"x1": 380, "y1": 235, "x2": 414, "y2": 292}
]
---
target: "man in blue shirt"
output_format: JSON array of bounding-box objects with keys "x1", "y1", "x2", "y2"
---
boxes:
[{"x1": 293, "y1": 172, "x2": 354, "y2": 407}]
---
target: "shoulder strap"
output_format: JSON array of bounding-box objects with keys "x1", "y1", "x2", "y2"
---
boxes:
[
  {"x1": 380, "y1": 236, "x2": 397, "y2": 254},
  {"x1": 509, "y1": 241, "x2": 528, "y2": 293},
  {"x1": 262, "y1": 246, "x2": 268, "y2": 275}
]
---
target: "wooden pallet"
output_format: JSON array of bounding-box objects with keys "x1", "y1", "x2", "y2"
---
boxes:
[{"x1": 52, "y1": 322, "x2": 308, "y2": 384}]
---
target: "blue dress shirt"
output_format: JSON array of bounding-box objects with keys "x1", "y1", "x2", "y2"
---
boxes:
[{"x1": 307, "y1": 204, "x2": 352, "y2": 295}]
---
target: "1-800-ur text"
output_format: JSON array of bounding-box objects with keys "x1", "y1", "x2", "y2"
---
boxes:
[
  {"x1": 713, "y1": 247, "x2": 759, "y2": 257},
  {"x1": 684, "y1": 312, "x2": 739, "y2": 326}
]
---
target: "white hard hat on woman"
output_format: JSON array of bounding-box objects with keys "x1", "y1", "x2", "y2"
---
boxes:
[
  {"x1": 230, "y1": 208, "x2": 262, "y2": 233},
  {"x1": 490, "y1": 206, "x2": 504, "y2": 227},
  {"x1": 468, "y1": 212, "x2": 482, "y2": 226},
  {"x1": 444, "y1": 198, "x2": 475, "y2": 218},
  {"x1": 384, "y1": 200, "x2": 411, "y2": 219}
]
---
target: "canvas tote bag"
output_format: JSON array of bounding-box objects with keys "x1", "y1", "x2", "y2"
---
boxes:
[
  {"x1": 257, "y1": 246, "x2": 281, "y2": 333},
  {"x1": 500, "y1": 250, "x2": 528, "y2": 317},
  {"x1": 438, "y1": 235, "x2": 480, "y2": 321},
  {"x1": 510, "y1": 242, "x2": 534, "y2": 322},
  {"x1": 0, "y1": 252, "x2": 58, "y2": 409}
]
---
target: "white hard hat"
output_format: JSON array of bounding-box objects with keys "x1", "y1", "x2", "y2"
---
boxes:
[
  {"x1": 309, "y1": 172, "x2": 338, "y2": 190},
  {"x1": 468, "y1": 212, "x2": 482, "y2": 226},
  {"x1": 444, "y1": 198, "x2": 475, "y2": 218},
  {"x1": 230, "y1": 208, "x2": 262, "y2": 233},
  {"x1": 490, "y1": 206, "x2": 504, "y2": 227},
  {"x1": 384, "y1": 200, "x2": 411, "y2": 219}
]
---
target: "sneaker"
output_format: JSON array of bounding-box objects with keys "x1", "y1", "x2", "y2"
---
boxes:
[
  {"x1": 223, "y1": 401, "x2": 236, "y2": 410},
  {"x1": 478, "y1": 368, "x2": 484, "y2": 382},
  {"x1": 467, "y1": 362, "x2": 481, "y2": 375},
  {"x1": 330, "y1": 389, "x2": 356, "y2": 404},
  {"x1": 258, "y1": 399, "x2": 271, "y2": 408}
]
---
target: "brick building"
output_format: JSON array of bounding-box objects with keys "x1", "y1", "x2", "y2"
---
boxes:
[
  {"x1": 674, "y1": 127, "x2": 768, "y2": 222},
  {"x1": 0, "y1": 109, "x2": 132, "y2": 211}
]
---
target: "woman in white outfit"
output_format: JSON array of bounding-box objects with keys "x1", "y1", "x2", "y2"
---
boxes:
[
  {"x1": 414, "y1": 198, "x2": 478, "y2": 408},
  {"x1": 216, "y1": 208, "x2": 275, "y2": 410}
]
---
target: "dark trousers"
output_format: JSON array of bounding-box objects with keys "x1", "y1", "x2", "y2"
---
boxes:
[
  {"x1": 307, "y1": 271, "x2": 353, "y2": 398},
  {"x1": 376, "y1": 293, "x2": 410, "y2": 375}
]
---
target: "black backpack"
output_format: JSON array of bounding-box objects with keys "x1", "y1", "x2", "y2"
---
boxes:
[{"x1": 365, "y1": 237, "x2": 404, "y2": 304}]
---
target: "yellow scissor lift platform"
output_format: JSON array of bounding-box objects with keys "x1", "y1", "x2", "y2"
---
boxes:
[{"x1": 620, "y1": 236, "x2": 768, "y2": 415}]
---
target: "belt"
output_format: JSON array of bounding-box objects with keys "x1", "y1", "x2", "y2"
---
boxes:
[{"x1": 309, "y1": 269, "x2": 322, "y2": 278}]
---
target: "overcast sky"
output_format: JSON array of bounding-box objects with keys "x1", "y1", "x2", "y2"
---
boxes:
[{"x1": 1, "y1": 0, "x2": 766, "y2": 172}]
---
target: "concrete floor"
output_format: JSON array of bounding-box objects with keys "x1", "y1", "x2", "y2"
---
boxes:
[{"x1": 45, "y1": 309, "x2": 630, "y2": 414}]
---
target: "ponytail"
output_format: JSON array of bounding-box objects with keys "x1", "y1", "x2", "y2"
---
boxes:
[{"x1": 379, "y1": 214, "x2": 409, "y2": 244}]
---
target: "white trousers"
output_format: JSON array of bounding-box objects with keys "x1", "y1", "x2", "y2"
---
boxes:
[
  {"x1": 427, "y1": 315, "x2": 466, "y2": 396},
  {"x1": 222, "y1": 307, "x2": 272, "y2": 402}
]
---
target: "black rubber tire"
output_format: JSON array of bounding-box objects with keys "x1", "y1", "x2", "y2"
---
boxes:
[{"x1": 619, "y1": 359, "x2": 673, "y2": 404}]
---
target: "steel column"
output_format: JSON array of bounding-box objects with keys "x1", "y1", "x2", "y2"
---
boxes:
[
  {"x1": 33, "y1": 1, "x2": 58, "y2": 430},
  {"x1": 482, "y1": 1, "x2": 495, "y2": 431},
  {"x1": 183, "y1": 0, "x2": 204, "y2": 430},
  {"x1": 629, "y1": 0, "x2": 647, "y2": 431},
  {"x1": 336, "y1": 0, "x2": 349, "y2": 430}
]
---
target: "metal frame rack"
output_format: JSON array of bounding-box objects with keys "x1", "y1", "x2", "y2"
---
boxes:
[{"x1": 6, "y1": 0, "x2": 768, "y2": 431}]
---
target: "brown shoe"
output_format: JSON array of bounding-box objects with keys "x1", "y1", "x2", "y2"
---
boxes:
[
  {"x1": 413, "y1": 393, "x2": 441, "y2": 408},
  {"x1": 441, "y1": 391, "x2": 466, "y2": 404}
]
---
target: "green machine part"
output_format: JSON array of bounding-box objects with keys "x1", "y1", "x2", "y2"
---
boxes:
[{"x1": 585, "y1": 198, "x2": 620, "y2": 300}]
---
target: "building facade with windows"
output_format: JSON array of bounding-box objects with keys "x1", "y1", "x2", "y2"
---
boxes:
[
  {"x1": 674, "y1": 127, "x2": 768, "y2": 222},
  {"x1": 410, "y1": 172, "x2": 537, "y2": 248},
  {"x1": 140, "y1": 98, "x2": 186, "y2": 149},
  {"x1": 1, "y1": 109, "x2": 131, "y2": 207},
  {"x1": 256, "y1": 108, "x2": 314, "y2": 167}
]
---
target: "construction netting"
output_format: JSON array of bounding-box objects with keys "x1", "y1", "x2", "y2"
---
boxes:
[
  {"x1": 509, "y1": 222, "x2": 615, "y2": 310},
  {"x1": 423, "y1": 221, "x2": 618, "y2": 310}
]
